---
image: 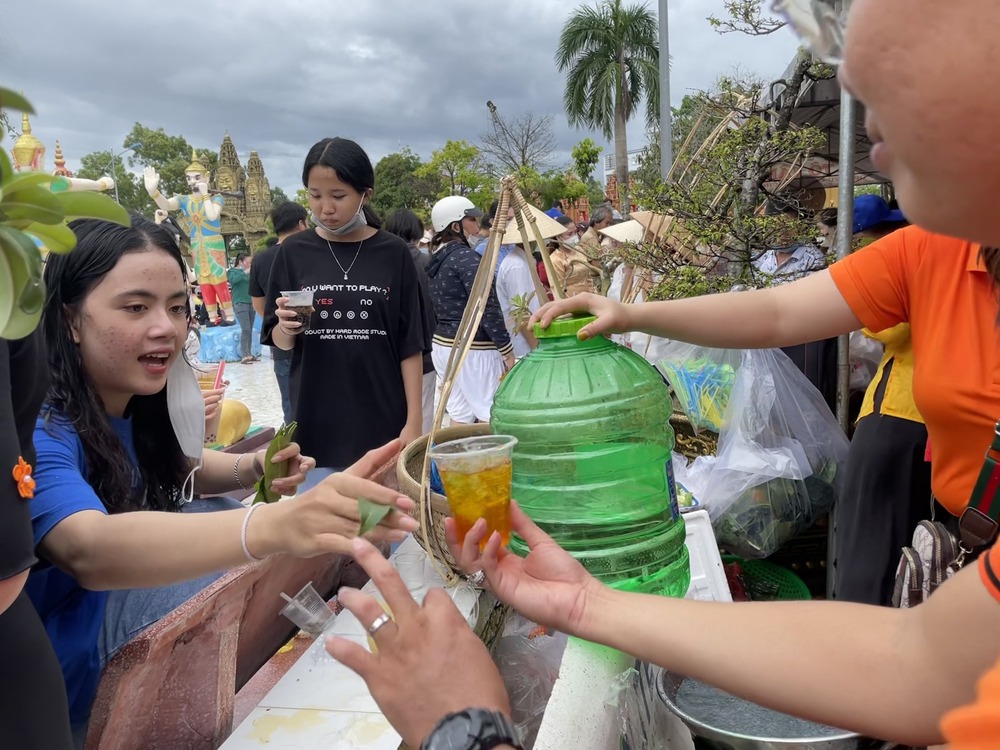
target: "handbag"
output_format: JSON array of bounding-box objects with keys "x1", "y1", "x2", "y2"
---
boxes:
[{"x1": 892, "y1": 420, "x2": 1000, "y2": 608}]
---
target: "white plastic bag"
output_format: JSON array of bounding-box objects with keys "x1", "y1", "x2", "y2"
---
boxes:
[
  {"x1": 704, "y1": 348, "x2": 849, "y2": 558},
  {"x1": 849, "y1": 330, "x2": 883, "y2": 391}
]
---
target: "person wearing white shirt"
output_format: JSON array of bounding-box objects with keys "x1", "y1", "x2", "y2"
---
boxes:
[{"x1": 496, "y1": 247, "x2": 540, "y2": 358}]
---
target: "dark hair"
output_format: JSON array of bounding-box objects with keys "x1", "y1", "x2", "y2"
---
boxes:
[
  {"x1": 556, "y1": 215, "x2": 575, "y2": 229},
  {"x1": 817, "y1": 208, "x2": 838, "y2": 228},
  {"x1": 981, "y1": 248, "x2": 1000, "y2": 293},
  {"x1": 235, "y1": 252, "x2": 250, "y2": 265},
  {"x1": 302, "y1": 137, "x2": 381, "y2": 229},
  {"x1": 266, "y1": 236, "x2": 279, "y2": 247},
  {"x1": 432, "y1": 225, "x2": 466, "y2": 250},
  {"x1": 384, "y1": 208, "x2": 424, "y2": 243},
  {"x1": 270, "y1": 201, "x2": 308, "y2": 235},
  {"x1": 42, "y1": 216, "x2": 191, "y2": 514}
]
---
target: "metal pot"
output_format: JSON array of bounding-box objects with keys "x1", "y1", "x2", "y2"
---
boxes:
[{"x1": 656, "y1": 670, "x2": 858, "y2": 750}]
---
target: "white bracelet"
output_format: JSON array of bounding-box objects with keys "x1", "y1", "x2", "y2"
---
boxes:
[{"x1": 241, "y1": 504, "x2": 265, "y2": 562}]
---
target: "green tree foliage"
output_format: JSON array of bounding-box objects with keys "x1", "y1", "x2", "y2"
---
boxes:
[
  {"x1": 571, "y1": 138, "x2": 603, "y2": 185},
  {"x1": 416, "y1": 140, "x2": 494, "y2": 208},
  {"x1": 557, "y1": 0, "x2": 660, "y2": 211},
  {"x1": 75, "y1": 150, "x2": 149, "y2": 214},
  {"x1": 707, "y1": 0, "x2": 786, "y2": 35},
  {"x1": 269, "y1": 186, "x2": 290, "y2": 207},
  {"x1": 373, "y1": 148, "x2": 440, "y2": 221},
  {"x1": 122, "y1": 123, "x2": 218, "y2": 202},
  {"x1": 294, "y1": 188, "x2": 311, "y2": 211},
  {"x1": 629, "y1": 80, "x2": 826, "y2": 296},
  {"x1": 515, "y1": 167, "x2": 587, "y2": 211}
]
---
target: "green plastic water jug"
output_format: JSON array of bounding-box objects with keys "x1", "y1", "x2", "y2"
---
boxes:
[{"x1": 491, "y1": 314, "x2": 690, "y2": 597}]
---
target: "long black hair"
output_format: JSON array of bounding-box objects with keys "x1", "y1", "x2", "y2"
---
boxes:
[
  {"x1": 42, "y1": 216, "x2": 192, "y2": 514},
  {"x1": 302, "y1": 137, "x2": 381, "y2": 229},
  {"x1": 384, "y1": 208, "x2": 423, "y2": 244}
]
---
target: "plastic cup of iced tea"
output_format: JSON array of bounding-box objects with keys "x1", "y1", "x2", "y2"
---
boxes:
[
  {"x1": 194, "y1": 362, "x2": 226, "y2": 444},
  {"x1": 429, "y1": 435, "x2": 517, "y2": 550},
  {"x1": 281, "y1": 289, "x2": 315, "y2": 330}
]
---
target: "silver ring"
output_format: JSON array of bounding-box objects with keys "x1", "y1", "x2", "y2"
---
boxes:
[
  {"x1": 468, "y1": 570, "x2": 486, "y2": 587},
  {"x1": 367, "y1": 613, "x2": 392, "y2": 637}
]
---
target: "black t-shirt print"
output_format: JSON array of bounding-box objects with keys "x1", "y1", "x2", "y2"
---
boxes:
[{"x1": 262, "y1": 229, "x2": 427, "y2": 468}]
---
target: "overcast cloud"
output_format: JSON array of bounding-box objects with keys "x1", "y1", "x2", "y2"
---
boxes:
[{"x1": 2, "y1": 0, "x2": 798, "y2": 195}]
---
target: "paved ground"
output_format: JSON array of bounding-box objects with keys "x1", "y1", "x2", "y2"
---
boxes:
[{"x1": 216, "y1": 349, "x2": 285, "y2": 430}]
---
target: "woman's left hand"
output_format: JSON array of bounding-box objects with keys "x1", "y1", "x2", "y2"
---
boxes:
[
  {"x1": 399, "y1": 422, "x2": 421, "y2": 449},
  {"x1": 255, "y1": 442, "x2": 316, "y2": 496}
]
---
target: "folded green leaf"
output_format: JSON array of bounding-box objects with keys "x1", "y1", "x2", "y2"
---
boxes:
[
  {"x1": 252, "y1": 422, "x2": 298, "y2": 505},
  {"x1": 357, "y1": 497, "x2": 392, "y2": 537},
  {"x1": 56, "y1": 191, "x2": 130, "y2": 226},
  {"x1": 0, "y1": 88, "x2": 34, "y2": 115}
]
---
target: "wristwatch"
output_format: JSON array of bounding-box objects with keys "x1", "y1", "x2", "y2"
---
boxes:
[{"x1": 420, "y1": 709, "x2": 523, "y2": 750}]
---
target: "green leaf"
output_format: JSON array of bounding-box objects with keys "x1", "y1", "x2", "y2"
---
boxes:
[
  {"x1": 1, "y1": 185, "x2": 65, "y2": 225},
  {"x1": 2, "y1": 171, "x2": 59, "y2": 195},
  {"x1": 55, "y1": 191, "x2": 130, "y2": 226},
  {"x1": 0, "y1": 88, "x2": 34, "y2": 115},
  {"x1": 24, "y1": 222, "x2": 77, "y2": 254},
  {"x1": 0, "y1": 151, "x2": 13, "y2": 184},
  {"x1": 252, "y1": 422, "x2": 298, "y2": 505},
  {"x1": 357, "y1": 497, "x2": 392, "y2": 537}
]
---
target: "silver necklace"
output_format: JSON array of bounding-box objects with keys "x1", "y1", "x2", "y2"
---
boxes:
[{"x1": 326, "y1": 237, "x2": 364, "y2": 280}]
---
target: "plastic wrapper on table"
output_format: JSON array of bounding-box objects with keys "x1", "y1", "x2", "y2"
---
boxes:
[
  {"x1": 702, "y1": 348, "x2": 849, "y2": 559},
  {"x1": 494, "y1": 615, "x2": 568, "y2": 749},
  {"x1": 614, "y1": 661, "x2": 694, "y2": 750},
  {"x1": 658, "y1": 342, "x2": 739, "y2": 434}
]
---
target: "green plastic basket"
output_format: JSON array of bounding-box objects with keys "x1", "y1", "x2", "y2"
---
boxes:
[{"x1": 722, "y1": 555, "x2": 812, "y2": 601}]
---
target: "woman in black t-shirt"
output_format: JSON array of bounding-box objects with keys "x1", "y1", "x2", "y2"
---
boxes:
[
  {"x1": 263, "y1": 138, "x2": 426, "y2": 474},
  {"x1": 0, "y1": 331, "x2": 74, "y2": 749}
]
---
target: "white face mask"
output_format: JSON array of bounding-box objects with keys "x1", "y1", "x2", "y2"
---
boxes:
[
  {"x1": 166, "y1": 356, "x2": 204, "y2": 502},
  {"x1": 312, "y1": 196, "x2": 368, "y2": 237},
  {"x1": 565, "y1": 235, "x2": 580, "y2": 246}
]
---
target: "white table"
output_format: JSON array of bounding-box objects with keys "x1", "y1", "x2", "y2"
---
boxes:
[{"x1": 220, "y1": 510, "x2": 727, "y2": 749}]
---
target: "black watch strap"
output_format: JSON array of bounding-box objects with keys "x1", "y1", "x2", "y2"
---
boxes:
[{"x1": 420, "y1": 708, "x2": 523, "y2": 750}]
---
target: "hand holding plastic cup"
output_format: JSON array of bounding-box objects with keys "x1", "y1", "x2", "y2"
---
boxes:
[
  {"x1": 429, "y1": 435, "x2": 517, "y2": 551},
  {"x1": 280, "y1": 289, "x2": 315, "y2": 331},
  {"x1": 195, "y1": 361, "x2": 227, "y2": 444},
  {"x1": 279, "y1": 582, "x2": 335, "y2": 637}
]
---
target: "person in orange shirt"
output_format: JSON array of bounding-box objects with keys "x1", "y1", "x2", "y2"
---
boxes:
[{"x1": 320, "y1": 2, "x2": 1000, "y2": 749}]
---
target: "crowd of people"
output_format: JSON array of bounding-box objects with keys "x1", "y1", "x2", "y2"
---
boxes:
[{"x1": 3, "y1": 0, "x2": 1000, "y2": 748}]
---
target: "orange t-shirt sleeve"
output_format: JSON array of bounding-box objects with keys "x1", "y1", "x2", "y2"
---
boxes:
[
  {"x1": 940, "y1": 654, "x2": 1000, "y2": 748},
  {"x1": 828, "y1": 227, "x2": 923, "y2": 333},
  {"x1": 979, "y1": 544, "x2": 1000, "y2": 604}
]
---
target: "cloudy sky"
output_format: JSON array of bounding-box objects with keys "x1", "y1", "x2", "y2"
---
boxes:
[{"x1": 2, "y1": 0, "x2": 798, "y2": 195}]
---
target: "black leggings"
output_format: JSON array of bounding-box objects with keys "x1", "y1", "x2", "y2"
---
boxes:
[{"x1": 0, "y1": 591, "x2": 73, "y2": 749}]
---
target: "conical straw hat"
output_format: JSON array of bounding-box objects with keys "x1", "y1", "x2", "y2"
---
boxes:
[
  {"x1": 599, "y1": 219, "x2": 645, "y2": 244},
  {"x1": 498, "y1": 203, "x2": 567, "y2": 245}
]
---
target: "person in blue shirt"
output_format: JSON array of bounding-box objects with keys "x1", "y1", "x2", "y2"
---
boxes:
[{"x1": 28, "y1": 216, "x2": 420, "y2": 740}]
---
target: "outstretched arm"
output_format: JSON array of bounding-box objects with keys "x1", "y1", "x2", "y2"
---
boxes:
[
  {"x1": 144, "y1": 166, "x2": 180, "y2": 212},
  {"x1": 532, "y1": 269, "x2": 861, "y2": 349}
]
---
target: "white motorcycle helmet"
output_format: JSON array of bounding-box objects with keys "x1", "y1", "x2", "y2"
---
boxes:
[{"x1": 431, "y1": 195, "x2": 484, "y2": 234}]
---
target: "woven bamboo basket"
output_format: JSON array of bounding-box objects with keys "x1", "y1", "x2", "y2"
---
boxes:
[{"x1": 396, "y1": 423, "x2": 506, "y2": 650}]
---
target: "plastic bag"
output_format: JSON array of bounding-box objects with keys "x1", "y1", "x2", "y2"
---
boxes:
[
  {"x1": 615, "y1": 662, "x2": 695, "y2": 750},
  {"x1": 849, "y1": 330, "x2": 883, "y2": 391},
  {"x1": 657, "y1": 343, "x2": 740, "y2": 433},
  {"x1": 704, "y1": 348, "x2": 849, "y2": 558},
  {"x1": 494, "y1": 615, "x2": 568, "y2": 749}
]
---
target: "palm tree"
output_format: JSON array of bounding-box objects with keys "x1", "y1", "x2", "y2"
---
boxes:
[{"x1": 556, "y1": 0, "x2": 660, "y2": 213}]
